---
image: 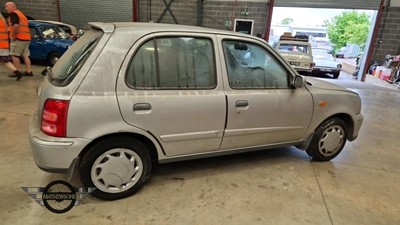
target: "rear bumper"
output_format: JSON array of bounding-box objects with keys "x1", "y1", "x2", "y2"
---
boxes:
[
  {"x1": 349, "y1": 113, "x2": 363, "y2": 141},
  {"x1": 312, "y1": 67, "x2": 341, "y2": 74},
  {"x1": 294, "y1": 67, "x2": 312, "y2": 73},
  {"x1": 29, "y1": 111, "x2": 91, "y2": 173}
]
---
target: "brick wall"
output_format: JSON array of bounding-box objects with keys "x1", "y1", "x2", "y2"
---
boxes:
[
  {"x1": 138, "y1": 0, "x2": 269, "y2": 36},
  {"x1": 372, "y1": 6, "x2": 400, "y2": 61},
  {"x1": 1, "y1": 0, "x2": 398, "y2": 61},
  {"x1": 0, "y1": 0, "x2": 59, "y2": 21},
  {"x1": 138, "y1": 0, "x2": 198, "y2": 25}
]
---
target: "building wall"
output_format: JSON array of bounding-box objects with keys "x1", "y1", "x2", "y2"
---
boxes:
[
  {"x1": 0, "y1": 0, "x2": 59, "y2": 21},
  {"x1": 138, "y1": 0, "x2": 198, "y2": 25},
  {"x1": 138, "y1": 0, "x2": 269, "y2": 37},
  {"x1": 372, "y1": 6, "x2": 400, "y2": 61},
  {"x1": 1, "y1": 0, "x2": 398, "y2": 62}
]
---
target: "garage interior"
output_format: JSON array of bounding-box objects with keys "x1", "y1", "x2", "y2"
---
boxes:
[{"x1": 0, "y1": 0, "x2": 399, "y2": 224}]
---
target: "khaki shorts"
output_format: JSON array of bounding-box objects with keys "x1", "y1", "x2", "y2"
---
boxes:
[{"x1": 10, "y1": 40, "x2": 30, "y2": 57}]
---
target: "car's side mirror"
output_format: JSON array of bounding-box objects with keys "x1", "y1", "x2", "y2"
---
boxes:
[{"x1": 293, "y1": 75, "x2": 305, "y2": 88}]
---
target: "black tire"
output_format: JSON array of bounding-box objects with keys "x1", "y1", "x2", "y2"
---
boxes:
[
  {"x1": 333, "y1": 72, "x2": 340, "y2": 79},
  {"x1": 79, "y1": 136, "x2": 152, "y2": 200},
  {"x1": 306, "y1": 118, "x2": 347, "y2": 161},
  {"x1": 47, "y1": 52, "x2": 62, "y2": 66}
]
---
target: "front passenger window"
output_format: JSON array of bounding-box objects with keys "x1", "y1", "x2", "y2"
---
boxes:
[{"x1": 223, "y1": 40, "x2": 289, "y2": 89}]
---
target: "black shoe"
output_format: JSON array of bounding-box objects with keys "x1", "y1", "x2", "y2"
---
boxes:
[
  {"x1": 8, "y1": 70, "x2": 22, "y2": 81},
  {"x1": 23, "y1": 71, "x2": 34, "y2": 76}
]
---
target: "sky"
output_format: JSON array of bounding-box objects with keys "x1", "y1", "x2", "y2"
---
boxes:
[{"x1": 271, "y1": 7, "x2": 374, "y2": 27}]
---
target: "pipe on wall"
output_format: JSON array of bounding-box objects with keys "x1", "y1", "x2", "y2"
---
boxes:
[
  {"x1": 133, "y1": 0, "x2": 138, "y2": 22},
  {"x1": 57, "y1": 0, "x2": 61, "y2": 22},
  {"x1": 264, "y1": 0, "x2": 274, "y2": 41},
  {"x1": 197, "y1": 0, "x2": 205, "y2": 26}
]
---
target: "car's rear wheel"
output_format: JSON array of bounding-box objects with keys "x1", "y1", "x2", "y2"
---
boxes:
[
  {"x1": 47, "y1": 52, "x2": 62, "y2": 67},
  {"x1": 306, "y1": 118, "x2": 347, "y2": 161},
  {"x1": 79, "y1": 136, "x2": 152, "y2": 200}
]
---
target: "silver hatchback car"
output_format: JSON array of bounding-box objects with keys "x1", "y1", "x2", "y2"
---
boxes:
[{"x1": 30, "y1": 22, "x2": 363, "y2": 200}]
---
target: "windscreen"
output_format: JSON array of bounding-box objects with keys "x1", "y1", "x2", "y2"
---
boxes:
[
  {"x1": 50, "y1": 29, "x2": 103, "y2": 86},
  {"x1": 278, "y1": 43, "x2": 309, "y2": 54}
]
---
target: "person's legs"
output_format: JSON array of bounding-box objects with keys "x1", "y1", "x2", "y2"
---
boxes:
[
  {"x1": 3, "y1": 61, "x2": 17, "y2": 71},
  {"x1": 11, "y1": 55, "x2": 22, "y2": 71},
  {"x1": 21, "y1": 41, "x2": 32, "y2": 73},
  {"x1": 10, "y1": 40, "x2": 23, "y2": 71},
  {"x1": 22, "y1": 55, "x2": 31, "y2": 73},
  {"x1": 3, "y1": 59, "x2": 22, "y2": 81}
]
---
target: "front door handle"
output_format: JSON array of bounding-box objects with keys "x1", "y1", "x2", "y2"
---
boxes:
[
  {"x1": 133, "y1": 103, "x2": 152, "y2": 111},
  {"x1": 236, "y1": 100, "x2": 249, "y2": 107}
]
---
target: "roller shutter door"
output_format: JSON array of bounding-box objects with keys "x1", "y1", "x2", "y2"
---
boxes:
[
  {"x1": 59, "y1": 0, "x2": 133, "y2": 29},
  {"x1": 275, "y1": 0, "x2": 381, "y2": 10}
]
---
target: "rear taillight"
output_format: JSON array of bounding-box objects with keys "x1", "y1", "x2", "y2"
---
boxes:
[{"x1": 41, "y1": 99, "x2": 70, "y2": 137}]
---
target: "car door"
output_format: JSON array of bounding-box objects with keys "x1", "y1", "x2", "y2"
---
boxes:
[
  {"x1": 117, "y1": 34, "x2": 226, "y2": 157},
  {"x1": 29, "y1": 27, "x2": 48, "y2": 61},
  {"x1": 218, "y1": 36, "x2": 314, "y2": 150}
]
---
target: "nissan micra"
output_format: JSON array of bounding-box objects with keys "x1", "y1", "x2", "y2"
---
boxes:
[{"x1": 30, "y1": 22, "x2": 363, "y2": 200}]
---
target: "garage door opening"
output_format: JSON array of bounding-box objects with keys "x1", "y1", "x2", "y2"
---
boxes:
[
  {"x1": 268, "y1": 6, "x2": 377, "y2": 81},
  {"x1": 264, "y1": 0, "x2": 387, "y2": 82}
]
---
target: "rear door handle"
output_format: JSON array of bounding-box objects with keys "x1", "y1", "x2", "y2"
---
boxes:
[
  {"x1": 236, "y1": 100, "x2": 249, "y2": 107},
  {"x1": 133, "y1": 103, "x2": 152, "y2": 111}
]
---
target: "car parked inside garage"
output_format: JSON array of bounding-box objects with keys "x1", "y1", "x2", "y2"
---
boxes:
[
  {"x1": 29, "y1": 22, "x2": 363, "y2": 200},
  {"x1": 312, "y1": 48, "x2": 342, "y2": 78},
  {"x1": 29, "y1": 21, "x2": 75, "y2": 66},
  {"x1": 275, "y1": 34, "x2": 314, "y2": 75},
  {"x1": 34, "y1": 20, "x2": 78, "y2": 40}
]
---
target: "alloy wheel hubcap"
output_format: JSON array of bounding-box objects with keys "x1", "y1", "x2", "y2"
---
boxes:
[
  {"x1": 52, "y1": 57, "x2": 59, "y2": 65},
  {"x1": 91, "y1": 148, "x2": 143, "y2": 193},
  {"x1": 318, "y1": 125, "x2": 345, "y2": 157}
]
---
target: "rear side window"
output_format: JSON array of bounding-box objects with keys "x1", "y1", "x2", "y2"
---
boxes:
[
  {"x1": 50, "y1": 29, "x2": 102, "y2": 86},
  {"x1": 126, "y1": 37, "x2": 216, "y2": 89}
]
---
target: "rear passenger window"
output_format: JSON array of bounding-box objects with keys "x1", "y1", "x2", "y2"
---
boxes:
[{"x1": 126, "y1": 37, "x2": 216, "y2": 89}]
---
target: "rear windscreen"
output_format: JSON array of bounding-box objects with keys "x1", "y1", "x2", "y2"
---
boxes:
[
  {"x1": 278, "y1": 43, "x2": 309, "y2": 54},
  {"x1": 50, "y1": 29, "x2": 103, "y2": 86}
]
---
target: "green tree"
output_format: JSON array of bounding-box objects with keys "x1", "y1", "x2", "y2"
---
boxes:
[
  {"x1": 325, "y1": 11, "x2": 370, "y2": 50},
  {"x1": 281, "y1": 18, "x2": 294, "y2": 25}
]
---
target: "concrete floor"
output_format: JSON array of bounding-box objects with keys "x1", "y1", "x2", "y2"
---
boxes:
[{"x1": 0, "y1": 66, "x2": 399, "y2": 225}]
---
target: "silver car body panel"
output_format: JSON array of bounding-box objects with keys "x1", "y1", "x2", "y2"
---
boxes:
[
  {"x1": 304, "y1": 77, "x2": 363, "y2": 139},
  {"x1": 116, "y1": 32, "x2": 226, "y2": 157},
  {"x1": 29, "y1": 110, "x2": 91, "y2": 171},
  {"x1": 216, "y1": 35, "x2": 314, "y2": 149},
  {"x1": 29, "y1": 22, "x2": 363, "y2": 173}
]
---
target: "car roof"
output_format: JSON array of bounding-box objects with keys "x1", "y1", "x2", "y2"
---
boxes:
[
  {"x1": 89, "y1": 22, "x2": 261, "y2": 40},
  {"x1": 34, "y1": 20, "x2": 77, "y2": 32},
  {"x1": 278, "y1": 40, "x2": 311, "y2": 46},
  {"x1": 29, "y1": 21, "x2": 59, "y2": 27}
]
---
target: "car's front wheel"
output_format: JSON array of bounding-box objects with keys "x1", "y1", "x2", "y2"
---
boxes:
[
  {"x1": 306, "y1": 118, "x2": 347, "y2": 161},
  {"x1": 79, "y1": 136, "x2": 152, "y2": 200}
]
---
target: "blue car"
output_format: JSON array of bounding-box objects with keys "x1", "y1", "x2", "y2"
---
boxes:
[{"x1": 29, "y1": 21, "x2": 75, "y2": 66}]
